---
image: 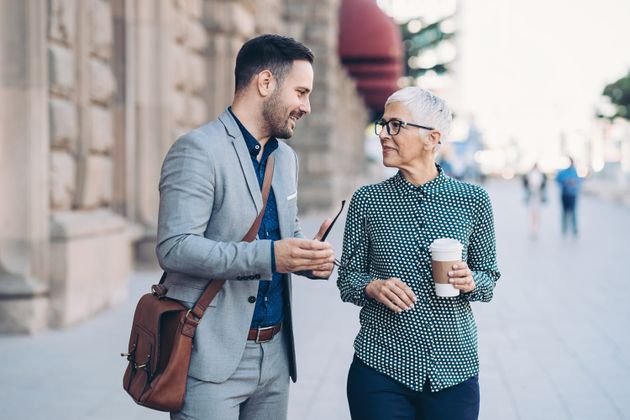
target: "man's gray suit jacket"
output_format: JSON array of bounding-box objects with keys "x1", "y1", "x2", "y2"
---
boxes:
[{"x1": 156, "y1": 109, "x2": 304, "y2": 383}]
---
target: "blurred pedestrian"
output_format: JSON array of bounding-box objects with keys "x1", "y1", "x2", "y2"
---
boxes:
[
  {"x1": 156, "y1": 34, "x2": 334, "y2": 420},
  {"x1": 522, "y1": 163, "x2": 547, "y2": 238},
  {"x1": 337, "y1": 87, "x2": 500, "y2": 420},
  {"x1": 555, "y1": 158, "x2": 582, "y2": 237}
]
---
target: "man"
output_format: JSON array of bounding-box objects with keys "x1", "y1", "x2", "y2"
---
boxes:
[
  {"x1": 156, "y1": 34, "x2": 335, "y2": 420},
  {"x1": 555, "y1": 157, "x2": 582, "y2": 237}
]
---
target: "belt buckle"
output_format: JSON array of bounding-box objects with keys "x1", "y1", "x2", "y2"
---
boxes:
[{"x1": 255, "y1": 325, "x2": 274, "y2": 343}]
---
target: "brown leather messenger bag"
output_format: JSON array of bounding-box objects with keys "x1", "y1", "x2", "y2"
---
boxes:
[{"x1": 121, "y1": 156, "x2": 275, "y2": 412}]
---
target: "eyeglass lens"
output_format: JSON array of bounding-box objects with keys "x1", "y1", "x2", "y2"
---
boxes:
[{"x1": 375, "y1": 120, "x2": 402, "y2": 136}]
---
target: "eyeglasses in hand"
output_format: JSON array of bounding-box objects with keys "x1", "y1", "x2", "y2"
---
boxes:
[
  {"x1": 320, "y1": 200, "x2": 345, "y2": 242},
  {"x1": 325, "y1": 201, "x2": 364, "y2": 270}
]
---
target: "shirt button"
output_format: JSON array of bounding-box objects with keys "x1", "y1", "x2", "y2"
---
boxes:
[{"x1": 248, "y1": 296, "x2": 256, "y2": 303}]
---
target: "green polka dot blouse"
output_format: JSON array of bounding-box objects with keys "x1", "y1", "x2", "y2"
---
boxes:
[{"x1": 337, "y1": 166, "x2": 501, "y2": 392}]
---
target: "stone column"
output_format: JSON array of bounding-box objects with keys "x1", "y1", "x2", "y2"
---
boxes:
[
  {"x1": 131, "y1": 0, "x2": 210, "y2": 263},
  {"x1": 0, "y1": 0, "x2": 50, "y2": 333},
  {"x1": 47, "y1": 0, "x2": 131, "y2": 328},
  {"x1": 125, "y1": 0, "x2": 169, "y2": 262},
  {"x1": 204, "y1": 0, "x2": 257, "y2": 118}
]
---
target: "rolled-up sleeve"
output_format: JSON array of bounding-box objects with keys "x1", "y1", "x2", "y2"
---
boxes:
[
  {"x1": 464, "y1": 190, "x2": 500, "y2": 302},
  {"x1": 337, "y1": 188, "x2": 373, "y2": 307}
]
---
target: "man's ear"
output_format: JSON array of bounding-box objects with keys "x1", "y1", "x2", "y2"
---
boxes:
[{"x1": 256, "y1": 70, "x2": 276, "y2": 97}]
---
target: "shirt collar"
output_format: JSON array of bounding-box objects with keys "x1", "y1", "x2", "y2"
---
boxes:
[
  {"x1": 228, "y1": 107, "x2": 278, "y2": 158},
  {"x1": 393, "y1": 164, "x2": 448, "y2": 197}
]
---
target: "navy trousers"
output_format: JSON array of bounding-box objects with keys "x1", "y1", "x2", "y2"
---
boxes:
[
  {"x1": 347, "y1": 355, "x2": 480, "y2": 420},
  {"x1": 561, "y1": 194, "x2": 578, "y2": 235}
]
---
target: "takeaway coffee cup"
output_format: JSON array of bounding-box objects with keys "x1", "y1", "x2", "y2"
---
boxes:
[{"x1": 429, "y1": 238, "x2": 463, "y2": 297}]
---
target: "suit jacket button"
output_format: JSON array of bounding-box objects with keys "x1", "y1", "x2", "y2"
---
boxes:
[{"x1": 248, "y1": 296, "x2": 256, "y2": 303}]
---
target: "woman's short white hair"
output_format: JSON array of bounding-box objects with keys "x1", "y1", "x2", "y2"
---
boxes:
[{"x1": 385, "y1": 87, "x2": 452, "y2": 141}]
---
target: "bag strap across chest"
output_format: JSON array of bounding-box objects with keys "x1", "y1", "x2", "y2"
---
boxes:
[{"x1": 162, "y1": 154, "x2": 275, "y2": 321}]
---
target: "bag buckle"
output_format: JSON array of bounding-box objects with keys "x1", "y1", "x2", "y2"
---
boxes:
[
  {"x1": 185, "y1": 309, "x2": 200, "y2": 326},
  {"x1": 121, "y1": 343, "x2": 136, "y2": 362}
]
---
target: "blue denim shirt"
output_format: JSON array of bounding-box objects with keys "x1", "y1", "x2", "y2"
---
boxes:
[
  {"x1": 555, "y1": 165, "x2": 582, "y2": 197},
  {"x1": 229, "y1": 108, "x2": 284, "y2": 328}
]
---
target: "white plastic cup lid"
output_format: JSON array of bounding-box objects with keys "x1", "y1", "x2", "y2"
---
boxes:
[
  {"x1": 429, "y1": 238, "x2": 463, "y2": 252},
  {"x1": 429, "y1": 238, "x2": 462, "y2": 261}
]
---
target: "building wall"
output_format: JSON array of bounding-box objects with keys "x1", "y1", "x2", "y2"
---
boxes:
[
  {"x1": 46, "y1": 0, "x2": 131, "y2": 329},
  {"x1": 0, "y1": 0, "x2": 50, "y2": 334},
  {"x1": 285, "y1": 0, "x2": 369, "y2": 212},
  {"x1": 0, "y1": 0, "x2": 368, "y2": 333}
]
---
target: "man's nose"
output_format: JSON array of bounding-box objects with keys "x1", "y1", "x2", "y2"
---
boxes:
[{"x1": 301, "y1": 98, "x2": 311, "y2": 115}]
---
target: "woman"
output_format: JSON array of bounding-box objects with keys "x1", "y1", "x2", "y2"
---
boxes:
[
  {"x1": 337, "y1": 87, "x2": 500, "y2": 420},
  {"x1": 522, "y1": 163, "x2": 547, "y2": 238}
]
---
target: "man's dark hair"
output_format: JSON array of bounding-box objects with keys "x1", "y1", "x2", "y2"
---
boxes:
[{"x1": 234, "y1": 34, "x2": 314, "y2": 94}]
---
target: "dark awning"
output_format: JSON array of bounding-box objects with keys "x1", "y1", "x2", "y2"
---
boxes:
[{"x1": 338, "y1": 0, "x2": 403, "y2": 112}]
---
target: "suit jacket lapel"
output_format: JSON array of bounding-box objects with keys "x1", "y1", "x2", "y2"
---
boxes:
[{"x1": 218, "y1": 110, "x2": 262, "y2": 213}]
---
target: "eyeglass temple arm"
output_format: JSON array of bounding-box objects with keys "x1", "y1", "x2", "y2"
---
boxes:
[
  {"x1": 320, "y1": 200, "x2": 345, "y2": 241},
  {"x1": 334, "y1": 246, "x2": 358, "y2": 269},
  {"x1": 334, "y1": 217, "x2": 366, "y2": 269}
]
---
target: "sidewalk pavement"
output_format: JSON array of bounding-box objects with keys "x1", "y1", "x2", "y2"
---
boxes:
[
  {"x1": 582, "y1": 177, "x2": 630, "y2": 209},
  {"x1": 1, "y1": 179, "x2": 630, "y2": 420}
]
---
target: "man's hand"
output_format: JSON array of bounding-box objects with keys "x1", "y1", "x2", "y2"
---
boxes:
[
  {"x1": 365, "y1": 277, "x2": 417, "y2": 313},
  {"x1": 274, "y1": 238, "x2": 335, "y2": 274},
  {"x1": 448, "y1": 262, "x2": 476, "y2": 293}
]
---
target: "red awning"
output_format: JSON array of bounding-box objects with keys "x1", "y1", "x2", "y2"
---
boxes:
[{"x1": 338, "y1": 0, "x2": 403, "y2": 112}]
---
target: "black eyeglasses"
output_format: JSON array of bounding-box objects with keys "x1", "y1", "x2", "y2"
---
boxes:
[
  {"x1": 375, "y1": 119, "x2": 434, "y2": 136},
  {"x1": 316, "y1": 200, "x2": 352, "y2": 269},
  {"x1": 316, "y1": 200, "x2": 364, "y2": 270},
  {"x1": 320, "y1": 200, "x2": 345, "y2": 242},
  {"x1": 334, "y1": 246, "x2": 359, "y2": 269}
]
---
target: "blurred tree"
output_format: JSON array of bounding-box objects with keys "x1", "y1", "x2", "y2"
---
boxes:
[
  {"x1": 602, "y1": 70, "x2": 630, "y2": 119},
  {"x1": 400, "y1": 16, "x2": 455, "y2": 83}
]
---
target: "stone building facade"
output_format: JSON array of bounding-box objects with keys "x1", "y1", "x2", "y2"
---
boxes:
[{"x1": 0, "y1": 0, "x2": 369, "y2": 333}]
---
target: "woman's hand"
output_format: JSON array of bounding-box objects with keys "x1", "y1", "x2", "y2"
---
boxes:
[
  {"x1": 448, "y1": 262, "x2": 476, "y2": 293},
  {"x1": 365, "y1": 278, "x2": 417, "y2": 313}
]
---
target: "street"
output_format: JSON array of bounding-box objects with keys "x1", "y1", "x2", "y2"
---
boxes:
[{"x1": 1, "y1": 178, "x2": 629, "y2": 420}]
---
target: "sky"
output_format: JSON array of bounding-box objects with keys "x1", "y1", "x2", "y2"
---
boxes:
[{"x1": 378, "y1": 0, "x2": 630, "y2": 170}]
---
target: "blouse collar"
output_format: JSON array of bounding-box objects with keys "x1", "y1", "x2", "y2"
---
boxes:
[{"x1": 392, "y1": 164, "x2": 448, "y2": 197}]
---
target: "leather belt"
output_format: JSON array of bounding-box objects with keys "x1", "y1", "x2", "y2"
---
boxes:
[{"x1": 247, "y1": 323, "x2": 282, "y2": 343}]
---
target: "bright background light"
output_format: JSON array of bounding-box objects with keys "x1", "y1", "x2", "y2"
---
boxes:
[
  {"x1": 455, "y1": 0, "x2": 630, "y2": 163},
  {"x1": 377, "y1": 0, "x2": 630, "y2": 173}
]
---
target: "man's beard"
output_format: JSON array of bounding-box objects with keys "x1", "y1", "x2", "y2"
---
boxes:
[{"x1": 262, "y1": 91, "x2": 299, "y2": 139}]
